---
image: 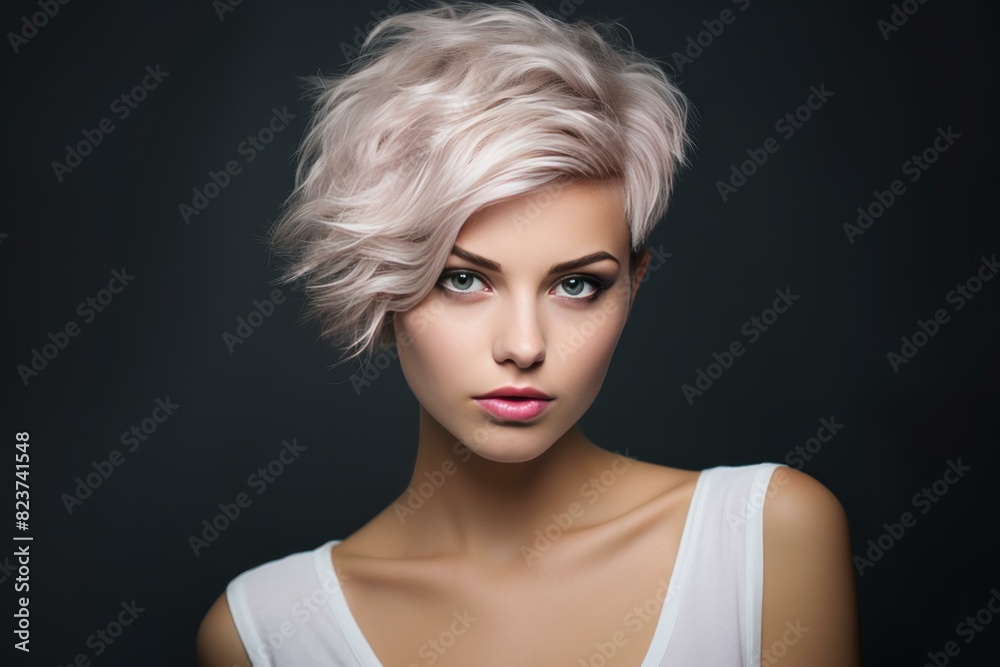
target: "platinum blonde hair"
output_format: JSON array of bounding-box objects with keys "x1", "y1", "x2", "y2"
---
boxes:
[{"x1": 269, "y1": 0, "x2": 692, "y2": 364}]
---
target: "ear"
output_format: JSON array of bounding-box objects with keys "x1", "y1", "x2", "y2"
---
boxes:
[
  {"x1": 382, "y1": 312, "x2": 398, "y2": 347},
  {"x1": 627, "y1": 248, "x2": 651, "y2": 316}
]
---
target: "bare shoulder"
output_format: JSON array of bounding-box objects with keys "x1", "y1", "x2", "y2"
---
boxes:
[
  {"x1": 195, "y1": 591, "x2": 252, "y2": 667},
  {"x1": 760, "y1": 466, "x2": 862, "y2": 666},
  {"x1": 621, "y1": 456, "x2": 702, "y2": 495},
  {"x1": 600, "y1": 456, "x2": 702, "y2": 519}
]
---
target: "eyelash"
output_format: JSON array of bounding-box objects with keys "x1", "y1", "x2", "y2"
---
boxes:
[{"x1": 437, "y1": 269, "x2": 611, "y2": 303}]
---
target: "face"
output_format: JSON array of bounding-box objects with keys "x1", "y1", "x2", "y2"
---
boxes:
[{"x1": 393, "y1": 179, "x2": 647, "y2": 463}]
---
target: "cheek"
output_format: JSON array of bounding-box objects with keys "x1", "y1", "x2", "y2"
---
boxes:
[
  {"x1": 398, "y1": 297, "x2": 447, "y2": 341},
  {"x1": 396, "y1": 300, "x2": 469, "y2": 386},
  {"x1": 551, "y1": 292, "x2": 629, "y2": 374},
  {"x1": 398, "y1": 285, "x2": 630, "y2": 391}
]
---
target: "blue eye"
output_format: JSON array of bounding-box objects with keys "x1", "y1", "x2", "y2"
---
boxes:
[
  {"x1": 556, "y1": 276, "x2": 600, "y2": 299},
  {"x1": 440, "y1": 271, "x2": 487, "y2": 293},
  {"x1": 437, "y1": 269, "x2": 610, "y2": 301}
]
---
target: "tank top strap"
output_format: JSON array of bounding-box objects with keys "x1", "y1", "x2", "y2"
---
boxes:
[{"x1": 654, "y1": 462, "x2": 784, "y2": 666}]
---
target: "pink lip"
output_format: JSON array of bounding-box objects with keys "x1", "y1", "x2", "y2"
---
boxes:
[
  {"x1": 475, "y1": 397, "x2": 552, "y2": 421},
  {"x1": 476, "y1": 385, "x2": 553, "y2": 400}
]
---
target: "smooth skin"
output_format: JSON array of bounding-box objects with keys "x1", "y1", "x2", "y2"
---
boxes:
[{"x1": 196, "y1": 180, "x2": 861, "y2": 666}]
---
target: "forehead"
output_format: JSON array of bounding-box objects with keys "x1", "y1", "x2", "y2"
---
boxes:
[{"x1": 455, "y1": 180, "x2": 630, "y2": 262}]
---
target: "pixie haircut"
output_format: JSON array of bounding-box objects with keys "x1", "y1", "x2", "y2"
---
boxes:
[{"x1": 269, "y1": 0, "x2": 691, "y2": 365}]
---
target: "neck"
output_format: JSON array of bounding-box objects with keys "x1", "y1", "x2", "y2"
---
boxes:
[{"x1": 390, "y1": 405, "x2": 635, "y2": 569}]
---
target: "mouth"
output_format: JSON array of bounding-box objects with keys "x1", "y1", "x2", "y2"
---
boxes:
[{"x1": 474, "y1": 396, "x2": 553, "y2": 421}]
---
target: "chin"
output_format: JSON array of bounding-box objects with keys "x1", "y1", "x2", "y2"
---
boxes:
[
  {"x1": 474, "y1": 441, "x2": 553, "y2": 463},
  {"x1": 463, "y1": 442, "x2": 554, "y2": 465},
  {"x1": 450, "y1": 419, "x2": 564, "y2": 464}
]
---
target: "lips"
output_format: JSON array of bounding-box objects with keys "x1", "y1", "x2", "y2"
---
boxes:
[
  {"x1": 475, "y1": 397, "x2": 552, "y2": 421},
  {"x1": 473, "y1": 386, "x2": 553, "y2": 421},
  {"x1": 475, "y1": 386, "x2": 553, "y2": 400}
]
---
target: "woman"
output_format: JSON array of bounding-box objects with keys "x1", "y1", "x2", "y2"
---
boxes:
[{"x1": 196, "y1": 2, "x2": 862, "y2": 665}]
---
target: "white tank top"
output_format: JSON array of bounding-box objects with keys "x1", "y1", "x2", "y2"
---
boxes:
[{"x1": 226, "y1": 461, "x2": 783, "y2": 666}]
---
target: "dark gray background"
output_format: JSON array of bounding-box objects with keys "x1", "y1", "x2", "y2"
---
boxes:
[{"x1": 3, "y1": 0, "x2": 997, "y2": 664}]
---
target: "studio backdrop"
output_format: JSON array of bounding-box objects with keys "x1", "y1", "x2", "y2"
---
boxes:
[{"x1": 3, "y1": 0, "x2": 997, "y2": 664}]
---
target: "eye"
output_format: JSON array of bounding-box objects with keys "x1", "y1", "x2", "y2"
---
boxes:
[
  {"x1": 438, "y1": 269, "x2": 610, "y2": 301},
  {"x1": 439, "y1": 270, "x2": 488, "y2": 294},
  {"x1": 554, "y1": 275, "x2": 602, "y2": 299}
]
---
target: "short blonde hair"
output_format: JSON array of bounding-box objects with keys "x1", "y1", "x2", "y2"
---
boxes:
[{"x1": 269, "y1": 0, "x2": 691, "y2": 364}]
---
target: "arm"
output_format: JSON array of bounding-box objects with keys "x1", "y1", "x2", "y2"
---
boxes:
[
  {"x1": 195, "y1": 592, "x2": 253, "y2": 667},
  {"x1": 761, "y1": 466, "x2": 863, "y2": 666}
]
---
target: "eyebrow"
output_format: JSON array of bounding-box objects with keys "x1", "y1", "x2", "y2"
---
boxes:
[{"x1": 450, "y1": 246, "x2": 621, "y2": 274}]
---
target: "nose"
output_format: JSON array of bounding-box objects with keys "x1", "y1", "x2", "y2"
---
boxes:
[{"x1": 493, "y1": 294, "x2": 546, "y2": 368}]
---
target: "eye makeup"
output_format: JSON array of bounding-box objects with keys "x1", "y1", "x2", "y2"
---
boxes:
[{"x1": 436, "y1": 267, "x2": 618, "y2": 304}]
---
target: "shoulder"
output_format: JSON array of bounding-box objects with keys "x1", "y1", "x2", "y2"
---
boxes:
[
  {"x1": 760, "y1": 465, "x2": 851, "y2": 576},
  {"x1": 760, "y1": 465, "x2": 862, "y2": 666},
  {"x1": 194, "y1": 545, "x2": 325, "y2": 667},
  {"x1": 762, "y1": 464, "x2": 846, "y2": 529},
  {"x1": 613, "y1": 459, "x2": 702, "y2": 521},
  {"x1": 195, "y1": 591, "x2": 252, "y2": 667},
  {"x1": 634, "y1": 458, "x2": 702, "y2": 495}
]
